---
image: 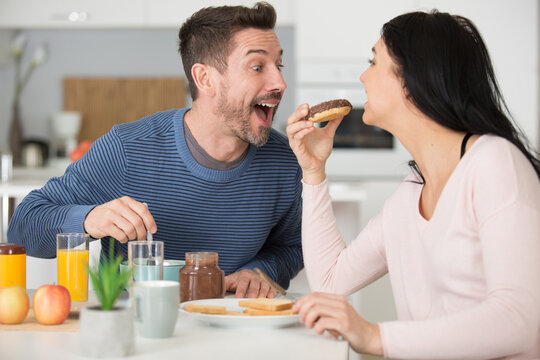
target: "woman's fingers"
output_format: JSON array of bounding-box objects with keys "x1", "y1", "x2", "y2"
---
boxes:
[
  {"x1": 287, "y1": 103, "x2": 309, "y2": 125},
  {"x1": 297, "y1": 293, "x2": 348, "y2": 328},
  {"x1": 294, "y1": 292, "x2": 383, "y2": 356}
]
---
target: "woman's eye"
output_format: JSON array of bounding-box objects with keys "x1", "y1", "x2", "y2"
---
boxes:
[
  {"x1": 277, "y1": 64, "x2": 284, "y2": 72},
  {"x1": 252, "y1": 65, "x2": 262, "y2": 72},
  {"x1": 368, "y1": 58, "x2": 374, "y2": 66}
]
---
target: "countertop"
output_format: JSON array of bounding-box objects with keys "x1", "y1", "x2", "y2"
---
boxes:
[{"x1": 1, "y1": 164, "x2": 369, "y2": 202}]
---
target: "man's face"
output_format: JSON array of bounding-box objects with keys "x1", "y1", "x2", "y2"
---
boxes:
[{"x1": 215, "y1": 28, "x2": 286, "y2": 147}]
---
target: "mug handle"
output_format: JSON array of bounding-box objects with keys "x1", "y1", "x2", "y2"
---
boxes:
[{"x1": 128, "y1": 296, "x2": 142, "y2": 322}]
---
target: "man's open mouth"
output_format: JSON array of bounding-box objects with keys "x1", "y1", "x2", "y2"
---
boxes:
[{"x1": 253, "y1": 101, "x2": 277, "y2": 127}]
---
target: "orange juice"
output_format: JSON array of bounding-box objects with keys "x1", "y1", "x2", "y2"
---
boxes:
[
  {"x1": 57, "y1": 249, "x2": 89, "y2": 302},
  {"x1": 0, "y1": 253, "x2": 26, "y2": 288}
]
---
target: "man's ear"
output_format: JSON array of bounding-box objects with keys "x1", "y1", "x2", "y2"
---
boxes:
[{"x1": 191, "y1": 63, "x2": 216, "y2": 97}]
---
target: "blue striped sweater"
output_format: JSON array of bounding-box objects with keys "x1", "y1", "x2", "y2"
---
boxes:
[{"x1": 8, "y1": 108, "x2": 303, "y2": 287}]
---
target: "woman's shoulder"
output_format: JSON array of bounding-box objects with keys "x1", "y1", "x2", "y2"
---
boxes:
[
  {"x1": 465, "y1": 135, "x2": 535, "y2": 176},
  {"x1": 463, "y1": 134, "x2": 539, "y2": 210}
]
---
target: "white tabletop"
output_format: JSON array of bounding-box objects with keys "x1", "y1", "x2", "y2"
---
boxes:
[{"x1": 0, "y1": 293, "x2": 349, "y2": 360}]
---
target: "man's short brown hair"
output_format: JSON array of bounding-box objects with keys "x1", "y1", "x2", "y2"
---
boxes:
[{"x1": 178, "y1": 2, "x2": 277, "y2": 100}]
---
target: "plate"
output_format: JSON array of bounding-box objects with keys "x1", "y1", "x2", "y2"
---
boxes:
[{"x1": 179, "y1": 298, "x2": 300, "y2": 328}]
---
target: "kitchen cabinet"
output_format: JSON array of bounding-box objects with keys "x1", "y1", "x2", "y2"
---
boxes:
[
  {"x1": 144, "y1": 0, "x2": 295, "y2": 28},
  {"x1": 295, "y1": 0, "x2": 415, "y2": 61},
  {"x1": 0, "y1": 0, "x2": 294, "y2": 29},
  {"x1": 0, "y1": 0, "x2": 145, "y2": 28}
]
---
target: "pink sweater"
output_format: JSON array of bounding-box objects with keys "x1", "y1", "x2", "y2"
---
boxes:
[{"x1": 302, "y1": 135, "x2": 540, "y2": 359}]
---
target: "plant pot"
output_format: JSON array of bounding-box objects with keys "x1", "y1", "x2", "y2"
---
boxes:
[{"x1": 79, "y1": 305, "x2": 134, "y2": 357}]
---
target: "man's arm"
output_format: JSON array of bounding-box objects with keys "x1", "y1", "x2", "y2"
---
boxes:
[
  {"x1": 7, "y1": 129, "x2": 127, "y2": 257},
  {"x1": 226, "y1": 167, "x2": 303, "y2": 296}
]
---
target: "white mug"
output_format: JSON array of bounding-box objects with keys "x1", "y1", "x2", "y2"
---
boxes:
[{"x1": 132, "y1": 280, "x2": 179, "y2": 338}]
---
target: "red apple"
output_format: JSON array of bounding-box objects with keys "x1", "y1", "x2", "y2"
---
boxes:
[
  {"x1": 32, "y1": 284, "x2": 71, "y2": 325},
  {"x1": 0, "y1": 286, "x2": 30, "y2": 324}
]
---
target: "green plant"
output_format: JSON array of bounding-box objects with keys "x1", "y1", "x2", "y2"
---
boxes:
[
  {"x1": 86, "y1": 238, "x2": 131, "y2": 311},
  {"x1": 11, "y1": 33, "x2": 48, "y2": 106}
]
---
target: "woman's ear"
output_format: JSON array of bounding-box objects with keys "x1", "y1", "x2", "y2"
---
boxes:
[
  {"x1": 191, "y1": 63, "x2": 216, "y2": 97},
  {"x1": 401, "y1": 81, "x2": 412, "y2": 101}
]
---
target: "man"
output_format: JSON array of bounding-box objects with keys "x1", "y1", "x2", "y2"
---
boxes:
[{"x1": 8, "y1": 2, "x2": 302, "y2": 298}]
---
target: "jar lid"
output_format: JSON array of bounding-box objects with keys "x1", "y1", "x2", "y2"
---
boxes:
[
  {"x1": 185, "y1": 251, "x2": 219, "y2": 266},
  {"x1": 0, "y1": 243, "x2": 26, "y2": 255}
]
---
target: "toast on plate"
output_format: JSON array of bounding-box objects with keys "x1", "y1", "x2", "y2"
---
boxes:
[
  {"x1": 184, "y1": 303, "x2": 227, "y2": 315},
  {"x1": 238, "y1": 298, "x2": 294, "y2": 311}
]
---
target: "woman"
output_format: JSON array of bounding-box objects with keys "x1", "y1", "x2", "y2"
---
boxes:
[{"x1": 286, "y1": 11, "x2": 540, "y2": 359}]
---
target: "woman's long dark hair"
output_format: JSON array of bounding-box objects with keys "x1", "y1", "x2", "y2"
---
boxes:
[{"x1": 381, "y1": 10, "x2": 540, "y2": 181}]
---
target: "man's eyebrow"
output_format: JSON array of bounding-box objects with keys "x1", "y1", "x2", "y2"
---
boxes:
[
  {"x1": 245, "y1": 48, "x2": 284, "y2": 56},
  {"x1": 246, "y1": 49, "x2": 267, "y2": 56}
]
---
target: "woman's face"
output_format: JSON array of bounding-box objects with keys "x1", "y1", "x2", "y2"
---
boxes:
[{"x1": 360, "y1": 37, "x2": 407, "y2": 130}]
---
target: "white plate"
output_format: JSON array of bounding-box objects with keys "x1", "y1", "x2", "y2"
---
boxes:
[{"x1": 179, "y1": 298, "x2": 300, "y2": 328}]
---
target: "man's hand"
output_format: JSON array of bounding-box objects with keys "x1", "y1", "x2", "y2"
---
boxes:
[
  {"x1": 83, "y1": 196, "x2": 157, "y2": 243},
  {"x1": 225, "y1": 269, "x2": 276, "y2": 298}
]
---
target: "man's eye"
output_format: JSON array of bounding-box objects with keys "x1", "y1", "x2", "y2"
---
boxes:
[
  {"x1": 277, "y1": 64, "x2": 284, "y2": 72},
  {"x1": 252, "y1": 65, "x2": 262, "y2": 72}
]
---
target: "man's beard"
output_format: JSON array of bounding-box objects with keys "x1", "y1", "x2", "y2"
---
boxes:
[{"x1": 216, "y1": 85, "x2": 279, "y2": 147}]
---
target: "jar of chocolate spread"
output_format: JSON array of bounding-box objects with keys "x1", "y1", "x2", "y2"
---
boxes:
[{"x1": 179, "y1": 252, "x2": 225, "y2": 303}]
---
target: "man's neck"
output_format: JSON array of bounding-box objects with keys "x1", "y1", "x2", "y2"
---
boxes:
[{"x1": 184, "y1": 104, "x2": 249, "y2": 163}]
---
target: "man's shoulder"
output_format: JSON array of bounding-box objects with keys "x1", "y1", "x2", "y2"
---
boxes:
[
  {"x1": 267, "y1": 128, "x2": 288, "y2": 146},
  {"x1": 257, "y1": 129, "x2": 297, "y2": 161},
  {"x1": 113, "y1": 108, "x2": 183, "y2": 140},
  {"x1": 262, "y1": 129, "x2": 293, "y2": 152}
]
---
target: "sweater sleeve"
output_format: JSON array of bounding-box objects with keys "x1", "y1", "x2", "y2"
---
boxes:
[
  {"x1": 301, "y1": 179, "x2": 388, "y2": 295},
  {"x1": 241, "y1": 167, "x2": 303, "y2": 289},
  {"x1": 7, "y1": 128, "x2": 127, "y2": 258}
]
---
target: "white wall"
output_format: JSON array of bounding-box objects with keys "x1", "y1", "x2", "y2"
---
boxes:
[{"x1": 297, "y1": 0, "x2": 539, "y2": 180}]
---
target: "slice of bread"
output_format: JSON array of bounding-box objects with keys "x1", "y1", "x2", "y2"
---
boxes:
[
  {"x1": 238, "y1": 298, "x2": 294, "y2": 311},
  {"x1": 243, "y1": 308, "x2": 296, "y2": 316},
  {"x1": 184, "y1": 303, "x2": 227, "y2": 315}
]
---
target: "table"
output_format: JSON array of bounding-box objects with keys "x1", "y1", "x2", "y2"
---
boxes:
[{"x1": 0, "y1": 293, "x2": 349, "y2": 360}]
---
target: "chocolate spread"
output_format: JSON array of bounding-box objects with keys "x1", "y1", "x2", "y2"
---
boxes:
[
  {"x1": 179, "y1": 252, "x2": 225, "y2": 303},
  {"x1": 305, "y1": 99, "x2": 352, "y2": 120}
]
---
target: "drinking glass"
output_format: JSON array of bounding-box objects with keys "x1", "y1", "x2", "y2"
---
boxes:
[
  {"x1": 57, "y1": 233, "x2": 89, "y2": 302},
  {"x1": 128, "y1": 241, "x2": 164, "y2": 293}
]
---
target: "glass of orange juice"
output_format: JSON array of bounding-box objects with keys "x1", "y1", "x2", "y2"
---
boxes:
[{"x1": 57, "y1": 233, "x2": 89, "y2": 302}]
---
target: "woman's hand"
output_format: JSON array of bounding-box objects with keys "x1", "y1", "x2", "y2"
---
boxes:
[
  {"x1": 293, "y1": 292, "x2": 383, "y2": 356},
  {"x1": 286, "y1": 104, "x2": 343, "y2": 185}
]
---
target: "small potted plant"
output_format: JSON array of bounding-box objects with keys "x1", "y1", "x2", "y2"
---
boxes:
[{"x1": 79, "y1": 238, "x2": 134, "y2": 358}]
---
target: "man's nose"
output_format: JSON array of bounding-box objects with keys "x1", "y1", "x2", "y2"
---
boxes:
[{"x1": 267, "y1": 67, "x2": 287, "y2": 93}]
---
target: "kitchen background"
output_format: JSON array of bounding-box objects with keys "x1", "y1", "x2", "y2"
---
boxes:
[{"x1": 0, "y1": 1, "x2": 538, "y2": 359}]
